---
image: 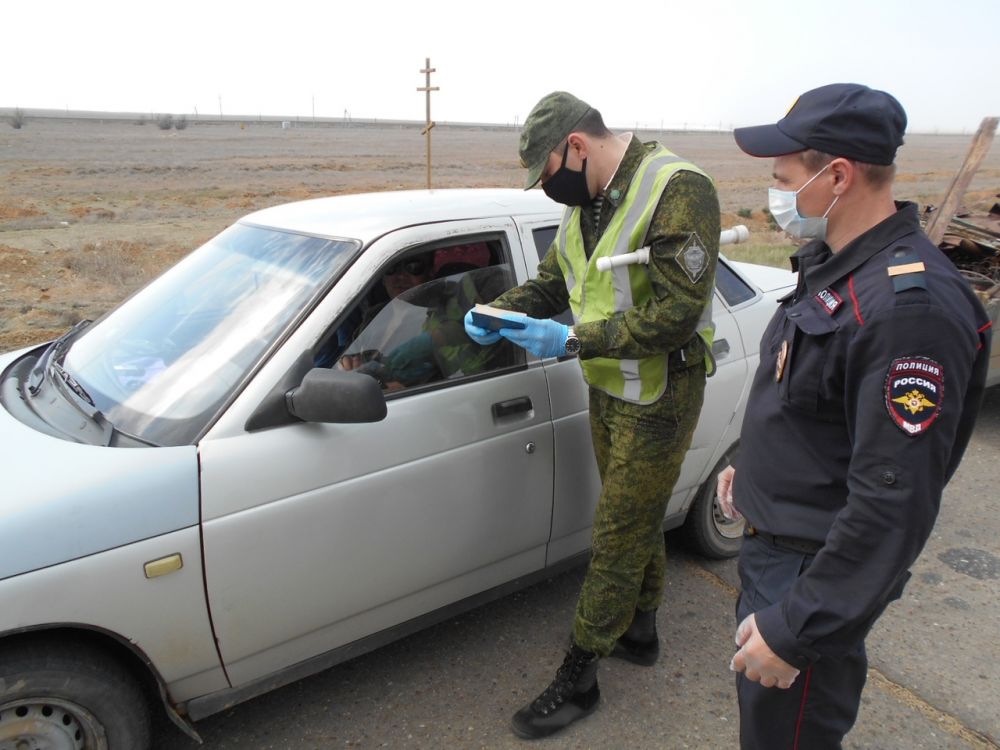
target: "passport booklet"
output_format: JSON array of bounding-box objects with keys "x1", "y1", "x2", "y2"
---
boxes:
[{"x1": 470, "y1": 304, "x2": 528, "y2": 331}]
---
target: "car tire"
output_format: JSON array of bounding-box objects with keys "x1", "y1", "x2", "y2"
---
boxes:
[
  {"x1": 682, "y1": 443, "x2": 744, "y2": 559},
  {"x1": 0, "y1": 636, "x2": 151, "y2": 750}
]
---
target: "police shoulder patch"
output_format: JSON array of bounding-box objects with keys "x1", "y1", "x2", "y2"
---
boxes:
[
  {"x1": 885, "y1": 357, "x2": 944, "y2": 436},
  {"x1": 675, "y1": 233, "x2": 708, "y2": 283},
  {"x1": 815, "y1": 287, "x2": 842, "y2": 315}
]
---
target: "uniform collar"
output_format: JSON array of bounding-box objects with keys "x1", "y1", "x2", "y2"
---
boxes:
[
  {"x1": 794, "y1": 201, "x2": 922, "y2": 294},
  {"x1": 601, "y1": 135, "x2": 648, "y2": 208}
]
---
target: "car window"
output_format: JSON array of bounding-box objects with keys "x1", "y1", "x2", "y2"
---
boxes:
[
  {"x1": 531, "y1": 225, "x2": 574, "y2": 325},
  {"x1": 319, "y1": 239, "x2": 524, "y2": 394},
  {"x1": 715, "y1": 259, "x2": 757, "y2": 307},
  {"x1": 532, "y1": 225, "x2": 558, "y2": 260}
]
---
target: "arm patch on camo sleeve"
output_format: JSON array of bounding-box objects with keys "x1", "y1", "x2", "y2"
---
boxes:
[{"x1": 675, "y1": 233, "x2": 708, "y2": 283}]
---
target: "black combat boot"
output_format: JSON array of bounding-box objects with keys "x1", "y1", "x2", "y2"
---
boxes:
[
  {"x1": 610, "y1": 607, "x2": 659, "y2": 666},
  {"x1": 511, "y1": 644, "x2": 600, "y2": 739}
]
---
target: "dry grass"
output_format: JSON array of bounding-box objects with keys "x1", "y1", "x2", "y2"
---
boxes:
[
  {"x1": 62, "y1": 240, "x2": 151, "y2": 287},
  {"x1": 724, "y1": 242, "x2": 796, "y2": 269},
  {"x1": 0, "y1": 203, "x2": 45, "y2": 220},
  {"x1": 68, "y1": 206, "x2": 116, "y2": 221},
  {"x1": 0, "y1": 117, "x2": 995, "y2": 352},
  {"x1": 0, "y1": 237, "x2": 192, "y2": 349}
]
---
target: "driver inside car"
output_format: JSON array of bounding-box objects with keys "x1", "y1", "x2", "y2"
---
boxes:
[
  {"x1": 335, "y1": 247, "x2": 513, "y2": 391},
  {"x1": 337, "y1": 253, "x2": 436, "y2": 389}
]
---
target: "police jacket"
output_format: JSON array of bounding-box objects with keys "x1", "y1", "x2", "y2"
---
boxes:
[{"x1": 734, "y1": 201, "x2": 992, "y2": 668}]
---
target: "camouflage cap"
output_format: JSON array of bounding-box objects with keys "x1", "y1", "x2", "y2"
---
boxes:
[{"x1": 519, "y1": 91, "x2": 592, "y2": 189}]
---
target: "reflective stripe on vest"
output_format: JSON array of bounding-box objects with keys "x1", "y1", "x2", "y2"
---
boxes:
[{"x1": 552, "y1": 145, "x2": 711, "y2": 403}]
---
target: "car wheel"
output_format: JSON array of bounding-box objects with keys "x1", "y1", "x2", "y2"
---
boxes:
[
  {"x1": 0, "y1": 638, "x2": 151, "y2": 750},
  {"x1": 682, "y1": 444, "x2": 744, "y2": 559}
]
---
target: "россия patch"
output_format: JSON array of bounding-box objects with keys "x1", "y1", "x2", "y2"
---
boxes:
[{"x1": 885, "y1": 357, "x2": 944, "y2": 436}]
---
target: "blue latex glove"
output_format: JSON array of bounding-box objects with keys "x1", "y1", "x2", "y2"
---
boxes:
[
  {"x1": 383, "y1": 332, "x2": 437, "y2": 383},
  {"x1": 499, "y1": 316, "x2": 569, "y2": 359},
  {"x1": 463, "y1": 309, "x2": 502, "y2": 345}
]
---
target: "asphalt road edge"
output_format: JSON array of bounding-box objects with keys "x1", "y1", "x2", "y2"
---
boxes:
[{"x1": 689, "y1": 560, "x2": 999, "y2": 749}]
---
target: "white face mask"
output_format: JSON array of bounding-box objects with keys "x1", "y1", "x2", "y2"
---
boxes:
[{"x1": 768, "y1": 164, "x2": 839, "y2": 240}]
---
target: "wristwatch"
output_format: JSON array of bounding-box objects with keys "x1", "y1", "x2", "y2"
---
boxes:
[{"x1": 564, "y1": 327, "x2": 582, "y2": 355}]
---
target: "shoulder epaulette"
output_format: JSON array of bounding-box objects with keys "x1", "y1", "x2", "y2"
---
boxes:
[{"x1": 887, "y1": 248, "x2": 926, "y2": 293}]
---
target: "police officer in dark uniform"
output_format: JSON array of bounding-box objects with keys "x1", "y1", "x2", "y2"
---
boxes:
[{"x1": 716, "y1": 83, "x2": 992, "y2": 748}]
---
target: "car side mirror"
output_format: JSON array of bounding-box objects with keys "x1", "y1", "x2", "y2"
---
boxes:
[{"x1": 285, "y1": 368, "x2": 387, "y2": 423}]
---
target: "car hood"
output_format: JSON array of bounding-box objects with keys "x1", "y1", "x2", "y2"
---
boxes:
[
  {"x1": 0, "y1": 348, "x2": 200, "y2": 581},
  {"x1": 729, "y1": 260, "x2": 796, "y2": 293}
]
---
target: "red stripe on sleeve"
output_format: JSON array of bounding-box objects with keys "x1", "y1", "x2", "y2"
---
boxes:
[
  {"x1": 977, "y1": 321, "x2": 992, "y2": 350},
  {"x1": 848, "y1": 275, "x2": 864, "y2": 325}
]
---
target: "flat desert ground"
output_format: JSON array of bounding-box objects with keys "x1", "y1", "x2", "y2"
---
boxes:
[{"x1": 2, "y1": 117, "x2": 998, "y2": 352}]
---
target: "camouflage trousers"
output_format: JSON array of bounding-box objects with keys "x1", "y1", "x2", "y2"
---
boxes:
[{"x1": 572, "y1": 360, "x2": 706, "y2": 657}]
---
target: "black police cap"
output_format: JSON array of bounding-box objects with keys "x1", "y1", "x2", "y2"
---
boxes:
[{"x1": 733, "y1": 83, "x2": 907, "y2": 166}]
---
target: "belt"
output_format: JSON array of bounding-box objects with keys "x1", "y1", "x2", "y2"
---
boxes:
[{"x1": 744, "y1": 524, "x2": 824, "y2": 555}]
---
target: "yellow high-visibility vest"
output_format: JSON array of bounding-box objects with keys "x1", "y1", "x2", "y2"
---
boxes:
[{"x1": 553, "y1": 145, "x2": 715, "y2": 404}]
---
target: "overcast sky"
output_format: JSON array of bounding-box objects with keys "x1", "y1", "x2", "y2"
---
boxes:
[{"x1": 5, "y1": 0, "x2": 998, "y2": 133}]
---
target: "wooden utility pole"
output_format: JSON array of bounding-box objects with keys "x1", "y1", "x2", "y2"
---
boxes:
[
  {"x1": 925, "y1": 116, "x2": 998, "y2": 245},
  {"x1": 417, "y1": 58, "x2": 439, "y2": 189}
]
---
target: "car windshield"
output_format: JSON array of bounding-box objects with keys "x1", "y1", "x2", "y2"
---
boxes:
[{"x1": 61, "y1": 223, "x2": 358, "y2": 445}]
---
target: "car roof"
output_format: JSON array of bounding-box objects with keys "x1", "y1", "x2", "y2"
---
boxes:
[{"x1": 238, "y1": 189, "x2": 561, "y2": 242}]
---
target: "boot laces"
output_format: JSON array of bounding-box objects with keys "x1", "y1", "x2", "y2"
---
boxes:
[{"x1": 531, "y1": 650, "x2": 590, "y2": 715}]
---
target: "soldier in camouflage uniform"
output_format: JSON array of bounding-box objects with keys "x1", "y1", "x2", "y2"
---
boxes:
[{"x1": 463, "y1": 91, "x2": 720, "y2": 739}]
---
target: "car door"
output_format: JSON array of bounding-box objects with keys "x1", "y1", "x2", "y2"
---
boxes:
[
  {"x1": 512, "y1": 216, "x2": 602, "y2": 564},
  {"x1": 197, "y1": 218, "x2": 555, "y2": 687},
  {"x1": 668, "y1": 271, "x2": 749, "y2": 510}
]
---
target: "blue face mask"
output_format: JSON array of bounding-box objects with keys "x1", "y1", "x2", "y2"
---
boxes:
[{"x1": 768, "y1": 164, "x2": 839, "y2": 240}]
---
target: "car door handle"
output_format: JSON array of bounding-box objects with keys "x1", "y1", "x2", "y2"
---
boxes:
[
  {"x1": 712, "y1": 338, "x2": 731, "y2": 359},
  {"x1": 492, "y1": 397, "x2": 533, "y2": 420}
]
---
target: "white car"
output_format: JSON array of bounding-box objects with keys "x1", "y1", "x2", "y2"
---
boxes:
[{"x1": 0, "y1": 189, "x2": 793, "y2": 748}]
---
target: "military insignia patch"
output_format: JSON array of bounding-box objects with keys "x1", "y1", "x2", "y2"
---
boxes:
[
  {"x1": 675, "y1": 233, "x2": 708, "y2": 283},
  {"x1": 885, "y1": 357, "x2": 944, "y2": 436},
  {"x1": 815, "y1": 288, "x2": 842, "y2": 315}
]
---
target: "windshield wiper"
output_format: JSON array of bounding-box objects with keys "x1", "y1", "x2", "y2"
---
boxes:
[
  {"x1": 17, "y1": 320, "x2": 159, "y2": 447},
  {"x1": 49, "y1": 359, "x2": 95, "y2": 407},
  {"x1": 27, "y1": 319, "x2": 92, "y2": 396},
  {"x1": 42, "y1": 359, "x2": 157, "y2": 447},
  {"x1": 21, "y1": 319, "x2": 121, "y2": 446}
]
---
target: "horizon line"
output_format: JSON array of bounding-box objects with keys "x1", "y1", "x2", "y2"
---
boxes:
[{"x1": 0, "y1": 106, "x2": 977, "y2": 137}]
